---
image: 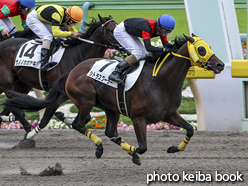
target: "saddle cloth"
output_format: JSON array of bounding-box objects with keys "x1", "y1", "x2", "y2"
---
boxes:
[
  {"x1": 15, "y1": 40, "x2": 65, "y2": 71},
  {"x1": 87, "y1": 59, "x2": 145, "y2": 91}
]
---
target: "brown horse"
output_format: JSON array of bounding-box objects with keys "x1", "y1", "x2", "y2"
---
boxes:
[
  {"x1": 3, "y1": 34, "x2": 225, "y2": 165},
  {"x1": 0, "y1": 14, "x2": 120, "y2": 135},
  {"x1": 0, "y1": 28, "x2": 37, "y2": 42}
]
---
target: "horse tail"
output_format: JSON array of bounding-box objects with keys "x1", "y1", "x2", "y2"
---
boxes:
[{"x1": 3, "y1": 73, "x2": 69, "y2": 112}]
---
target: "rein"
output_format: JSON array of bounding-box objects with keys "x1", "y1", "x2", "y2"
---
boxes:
[{"x1": 78, "y1": 19, "x2": 129, "y2": 54}]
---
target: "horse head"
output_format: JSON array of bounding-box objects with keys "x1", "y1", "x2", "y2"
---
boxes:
[
  {"x1": 184, "y1": 33, "x2": 225, "y2": 74},
  {"x1": 97, "y1": 14, "x2": 120, "y2": 48}
]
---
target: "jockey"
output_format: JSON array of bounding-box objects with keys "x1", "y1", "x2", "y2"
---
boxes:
[
  {"x1": 109, "y1": 14, "x2": 177, "y2": 83},
  {"x1": 26, "y1": 4, "x2": 83, "y2": 71},
  {"x1": 0, "y1": 0, "x2": 35, "y2": 37}
]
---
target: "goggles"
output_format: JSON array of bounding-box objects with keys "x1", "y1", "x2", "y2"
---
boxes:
[
  {"x1": 21, "y1": 6, "x2": 31, "y2": 12},
  {"x1": 159, "y1": 26, "x2": 173, "y2": 37}
]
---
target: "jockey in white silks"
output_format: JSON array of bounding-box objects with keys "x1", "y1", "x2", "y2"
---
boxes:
[
  {"x1": 109, "y1": 14, "x2": 177, "y2": 84},
  {"x1": 26, "y1": 4, "x2": 83, "y2": 71}
]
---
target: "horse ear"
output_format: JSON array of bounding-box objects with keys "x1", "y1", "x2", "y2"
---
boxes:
[
  {"x1": 191, "y1": 33, "x2": 197, "y2": 37},
  {"x1": 109, "y1": 15, "x2": 113, "y2": 19},
  {"x1": 98, "y1": 14, "x2": 105, "y2": 23},
  {"x1": 183, "y1": 34, "x2": 194, "y2": 43}
]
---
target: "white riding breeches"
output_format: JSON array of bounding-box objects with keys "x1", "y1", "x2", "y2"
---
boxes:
[
  {"x1": 0, "y1": 17, "x2": 17, "y2": 34},
  {"x1": 114, "y1": 21, "x2": 149, "y2": 60},
  {"x1": 26, "y1": 9, "x2": 53, "y2": 42}
]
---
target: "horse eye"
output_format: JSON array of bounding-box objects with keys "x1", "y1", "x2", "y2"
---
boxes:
[{"x1": 198, "y1": 46, "x2": 206, "y2": 56}]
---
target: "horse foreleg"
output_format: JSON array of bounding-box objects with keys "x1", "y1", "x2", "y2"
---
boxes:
[
  {"x1": 55, "y1": 111, "x2": 91, "y2": 125},
  {"x1": 103, "y1": 110, "x2": 140, "y2": 165},
  {"x1": 165, "y1": 112, "x2": 194, "y2": 153},
  {"x1": 110, "y1": 136, "x2": 140, "y2": 165}
]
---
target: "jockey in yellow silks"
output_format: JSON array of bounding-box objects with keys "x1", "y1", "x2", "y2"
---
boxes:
[{"x1": 26, "y1": 4, "x2": 83, "y2": 71}]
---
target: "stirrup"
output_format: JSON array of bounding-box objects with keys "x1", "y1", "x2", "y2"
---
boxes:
[
  {"x1": 41, "y1": 62, "x2": 57, "y2": 71},
  {"x1": 109, "y1": 75, "x2": 124, "y2": 84}
]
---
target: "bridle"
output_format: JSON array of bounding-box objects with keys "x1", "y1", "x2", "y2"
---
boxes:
[
  {"x1": 152, "y1": 36, "x2": 215, "y2": 78},
  {"x1": 101, "y1": 19, "x2": 125, "y2": 51},
  {"x1": 77, "y1": 18, "x2": 129, "y2": 54}
]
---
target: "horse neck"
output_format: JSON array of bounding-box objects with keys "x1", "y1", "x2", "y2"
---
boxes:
[
  {"x1": 78, "y1": 31, "x2": 107, "y2": 59},
  {"x1": 155, "y1": 43, "x2": 191, "y2": 91}
]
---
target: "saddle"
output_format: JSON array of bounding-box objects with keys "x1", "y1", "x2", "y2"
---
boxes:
[
  {"x1": 114, "y1": 56, "x2": 140, "y2": 85},
  {"x1": 34, "y1": 38, "x2": 62, "y2": 56},
  {"x1": 33, "y1": 38, "x2": 62, "y2": 91}
]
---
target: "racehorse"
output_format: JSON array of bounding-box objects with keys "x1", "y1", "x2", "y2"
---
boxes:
[
  {"x1": 0, "y1": 14, "x2": 120, "y2": 138},
  {"x1": 3, "y1": 34, "x2": 225, "y2": 165}
]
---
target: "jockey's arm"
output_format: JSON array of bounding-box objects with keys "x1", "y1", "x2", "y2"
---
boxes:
[
  {"x1": 21, "y1": 19, "x2": 28, "y2": 29},
  {"x1": 51, "y1": 12, "x2": 72, "y2": 38},
  {"x1": 20, "y1": 14, "x2": 28, "y2": 30},
  {"x1": 0, "y1": 5, "x2": 11, "y2": 18},
  {"x1": 52, "y1": 25, "x2": 72, "y2": 38},
  {"x1": 143, "y1": 38, "x2": 164, "y2": 53},
  {"x1": 0, "y1": 5, "x2": 10, "y2": 33}
]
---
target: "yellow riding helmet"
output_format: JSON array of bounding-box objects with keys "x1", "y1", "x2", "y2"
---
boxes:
[{"x1": 65, "y1": 6, "x2": 83, "y2": 23}]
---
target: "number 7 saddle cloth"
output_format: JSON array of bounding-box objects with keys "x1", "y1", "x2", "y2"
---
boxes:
[{"x1": 87, "y1": 59, "x2": 145, "y2": 91}]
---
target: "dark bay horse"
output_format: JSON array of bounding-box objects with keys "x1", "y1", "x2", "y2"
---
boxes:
[
  {"x1": 3, "y1": 34, "x2": 225, "y2": 165},
  {"x1": 0, "y1": 24, "x2": 70, "y2": 42},
  {"x1": 0, "y1": 28, "x2": 37, "y2": 42},
  {"x1": 0, "y1": 14, "x2": 120, "y2": 136}
]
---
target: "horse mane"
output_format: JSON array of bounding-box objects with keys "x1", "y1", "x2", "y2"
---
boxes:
[
  {"x1": 63, "y1": 16, "x2": 113, "y2": 46},
  {"x1": 12, "y1": 28, "x2": 33, "y2": 37},
  {"x1": 145, "y1": 36, "x2": 187, "y2": 64}
]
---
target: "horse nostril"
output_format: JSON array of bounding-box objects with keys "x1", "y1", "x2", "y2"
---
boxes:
[{"x1": 217, "y1": 62, "x2": 225, "y2": 70}]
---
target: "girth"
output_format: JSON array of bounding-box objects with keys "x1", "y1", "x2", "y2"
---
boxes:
[{"x1": 116, "y1": 61, "x2": 140, "y2": 117}]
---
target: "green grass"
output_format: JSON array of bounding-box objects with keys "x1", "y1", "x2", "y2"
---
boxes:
[{"x1": 10, "y1": 8, "x2": 247, "y2": 40}]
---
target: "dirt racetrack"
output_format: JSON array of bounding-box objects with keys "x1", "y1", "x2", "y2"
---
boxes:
[{"x1": 0, "y1": 129, "x2": 248, "y2": 186}]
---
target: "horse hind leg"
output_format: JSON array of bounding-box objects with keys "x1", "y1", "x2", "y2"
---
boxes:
[
  {"x1": 165, "y1": 112, "x2": 194, "y2": 153},
  {"x1": 72, "y1": 108, "x2": 103, "y2": 159}
]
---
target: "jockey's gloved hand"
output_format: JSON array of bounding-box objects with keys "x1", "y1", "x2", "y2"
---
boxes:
[{"x1": 163, "y1": 47, "x2": 177, "y2": 53}]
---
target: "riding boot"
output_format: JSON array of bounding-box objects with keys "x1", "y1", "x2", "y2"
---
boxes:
[
  {"x1": 108, "y1": 59, "x2": 130, "y2": 83},
  {"x1": 40, "y1": 48, "x2": 50, "y2": 71},
  {"x1": 40, "y1": 48, "x2": 57, "y2": 71}
]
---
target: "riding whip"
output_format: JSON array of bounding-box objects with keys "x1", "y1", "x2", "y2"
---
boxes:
[{"x1": 77, "y1": 37, "x2": 130, "y2": 55}]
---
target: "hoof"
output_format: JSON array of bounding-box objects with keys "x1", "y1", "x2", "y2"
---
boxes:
[
  {"x1": 12, "y1": 138, "x2": 36, "y2": 149},
  {"x1": 167, "y1": 145, "x2": 179, "y2": 153},
  {"x1": 94, "y1": 143, "x2": 103, "y2": 159},
  {"x1": 132, "y1": 152, "x2": 141, "y2": 166}
]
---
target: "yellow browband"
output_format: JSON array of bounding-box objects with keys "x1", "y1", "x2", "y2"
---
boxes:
[{"x1": 152, "y1": 36, "x2": 214, "y2": 77}]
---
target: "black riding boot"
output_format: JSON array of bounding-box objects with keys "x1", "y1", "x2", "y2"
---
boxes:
[
  {"x1": 109, "y1": 59, "x2": 130, "y2": 83},
  {"x1": 40, "y1": 48, "x2": 50, "y2": 71}
]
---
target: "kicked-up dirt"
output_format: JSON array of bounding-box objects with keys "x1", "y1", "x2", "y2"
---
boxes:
[{"x1": 0, "y1": 129, "x2": 247, "y2": 185}]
